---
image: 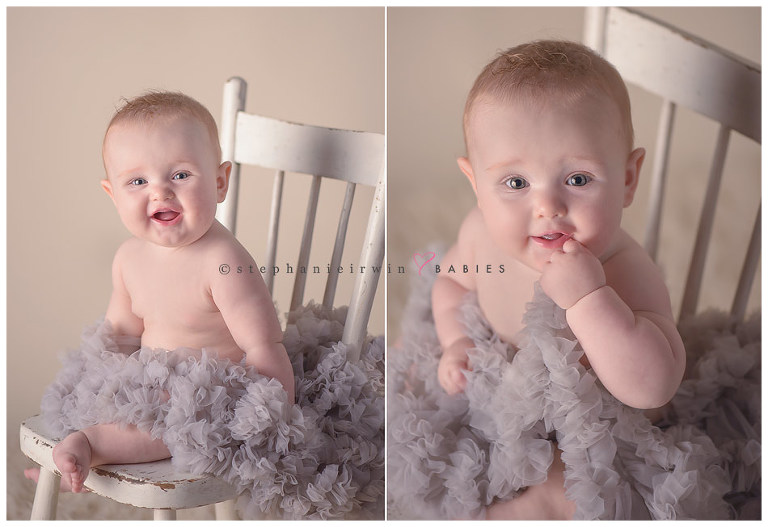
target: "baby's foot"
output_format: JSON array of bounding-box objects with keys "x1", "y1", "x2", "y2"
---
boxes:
[
  {"x1": 51, "y1": 431, "x2": 92, "y2": 493},
  {"x1": 23, "y1": 467, "x2": 86, "y2": 493}
]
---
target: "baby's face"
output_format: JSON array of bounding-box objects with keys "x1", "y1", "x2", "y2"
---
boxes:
[
  {"x1": 461, "y1": 94, "x2": 641, "y2": 272},
  {"x1": 101, "y1": 116, "x2": 228, "y2": 248}
]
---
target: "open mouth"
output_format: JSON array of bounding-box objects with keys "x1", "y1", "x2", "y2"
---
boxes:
[
  {"x1": 151, "y1": 209, "x2": 181, "y2": 225},
  {"x1": 533, "y1": 232, "x2": 571, "y2": 248}
]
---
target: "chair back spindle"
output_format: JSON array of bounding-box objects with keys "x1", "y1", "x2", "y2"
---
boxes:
[
  {"x1": 341, "y1": 173, "x2": 385, "y2": 361},
  {"x1": 324, "y1": 182, "x2": 357, "y2": 308},
  {"x1": 291, "y1": 175, "x2": 322, "y2": 312},
  {"x1": 731, "y1": 207, "x2": 761, "y2": 321},
  {"x1": 643, "y1": 100, "x2": 676, "y2": 261},
  {"x1": 264, "y1": 169, "x2": 285, "y2": 296},
  {"x1": 217, "y1": 77, "x2": 247, "y2": 233},
  {"x1": 678, "y1": 125, "x2": 731, "y2": 320}
]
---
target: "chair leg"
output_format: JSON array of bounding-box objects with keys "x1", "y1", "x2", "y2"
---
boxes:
[
  {"x1": 153, "y1": 509, "x2": 177, "y2": 520},
  {"x1": 30, "y1": 468, "x2": 60, "y2": 520},
  {"x1": 214, "y1": 499, "x2": 238, "y2": 520}
]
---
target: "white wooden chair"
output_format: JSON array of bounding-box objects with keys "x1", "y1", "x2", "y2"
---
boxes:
[
  {"x1": 20, "y1": 76, "x2": 385, "y2": 520},
  {"x1": 584, "y1": 6, "x2": 761, "y2": 324}
]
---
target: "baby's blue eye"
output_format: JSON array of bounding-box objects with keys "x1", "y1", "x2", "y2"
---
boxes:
[
  {"x1": 130, "y1": 178, "x2": 147, "y2": 186},
  {"x1": 505, "y1": 177, "x2": 528, "y2": 190},
  {"x1": 566, "y1": 173, "x2": 590, "y2": 186},
  {"x1": 173, "y1": 172, "x2": 190, "y2": 180}
]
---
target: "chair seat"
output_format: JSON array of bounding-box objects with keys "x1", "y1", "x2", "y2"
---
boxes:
[{"x1": 20, "y1": 415, "x2": 237, "y2": 511}]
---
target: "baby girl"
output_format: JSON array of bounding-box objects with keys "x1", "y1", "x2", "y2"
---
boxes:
[
  {"x1": 432, "y1": 40, "x2": 686, "y2": 519},
  {"x1": 28, "y1": 91, "x2": 294, "y2": 493}
]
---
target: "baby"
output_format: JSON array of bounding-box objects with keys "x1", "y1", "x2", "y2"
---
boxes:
[
  {"x1": 433, "y1": 40, "x2": 686, "y2": 519},
  {"x1": 30, "y1": 91, "x2": 295, "y2": 493}
]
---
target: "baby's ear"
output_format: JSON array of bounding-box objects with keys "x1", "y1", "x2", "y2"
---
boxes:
[
  {"x1": 216, "y1": 161, "x2": 232, "y2": 203},
  {"x1": 100, "y1": 178, "x2": 115, "y2": 202},
  {"x1": 623, "y1": 147, "x2": 645, "y2": 207},
  {"x1": 457, "y1": 157, "x2": 478, "y2": 196}
]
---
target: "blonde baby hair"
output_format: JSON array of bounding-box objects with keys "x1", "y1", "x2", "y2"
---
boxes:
[
  {"x1": 104, "y1": 90, "x2": 221, "y2": 162},
  {"x1": 463, "y1": 40, "x2": 634, "y2": 153}
]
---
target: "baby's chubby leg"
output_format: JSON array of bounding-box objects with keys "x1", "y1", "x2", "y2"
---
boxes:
[
  {"x1": 486, "y1": 446, "x2": 576, "y2": 520},
  {"x1": 49, "y1": 424, "x2": 170, "y2": 493}
]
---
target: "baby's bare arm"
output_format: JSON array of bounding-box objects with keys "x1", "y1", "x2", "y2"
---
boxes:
[
  {"x1": 104, "y1": 243, "x2": 143, "y2": 350},
  {"x1": 433, "y1": 246, "x2": 474, "y2": 353},
  {"x1": 566, "y1": 288, "x2": 684, "y2": 409},
  {"x1": 433, "y1": 265, "x2": 475, "y2": 394},
  {"x1": 545, "y1": 240, "x2": 684, "y2": 409},
  {"x1": 210, "y1": 247, "x2": 295, "y2": 403},
  {"x1": 433, "y1": 211, "x2": 480, "y2": 394}
]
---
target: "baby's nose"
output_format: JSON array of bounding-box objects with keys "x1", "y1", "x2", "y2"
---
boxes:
[
  {"x1": 150, "y1": 182, "x2": 175, "y2": 201},
  {"x1": 535, "y1": 191, "x2": 566, "y2": 218}
]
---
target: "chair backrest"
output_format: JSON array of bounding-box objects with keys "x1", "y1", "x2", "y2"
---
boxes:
[
  {"x1": 215, "y1": 77, "x2": 384, "y2": 362},
  {"x1": 584, "y1": 7, "x2": 761, "y2": 322}
]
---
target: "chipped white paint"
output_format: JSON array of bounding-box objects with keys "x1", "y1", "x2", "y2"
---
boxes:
[{"x1": 21, "y1": 415, "x2": 237, "y2": 519}]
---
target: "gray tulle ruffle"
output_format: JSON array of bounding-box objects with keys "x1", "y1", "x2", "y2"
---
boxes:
[
  {"x1": 387, "y1": 266, "x2": 760, "y2": 520},
  {"x1": 41, "y1": 302, "x2": 384, "y2": 520}
]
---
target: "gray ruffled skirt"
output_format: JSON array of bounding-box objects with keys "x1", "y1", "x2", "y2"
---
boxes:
[
  {"x1": 41, "y1": 302, "x2": 384, "y2": 520},
  {"x1": 387, "y1": 267, "x2": 760, "y2": 520}
]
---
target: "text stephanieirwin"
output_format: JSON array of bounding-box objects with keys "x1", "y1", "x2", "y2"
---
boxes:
[
  {"x1": 218, "y1": 262, "x2": 505, "y2": 276},
  {"x1": 219, "y1": 263, "x2": 387, "y2": 276}
]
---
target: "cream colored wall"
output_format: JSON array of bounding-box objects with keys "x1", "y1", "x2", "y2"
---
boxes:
[
  {"x1": 387, "y1": 6, "x2": 761, "y2": 341},
  {"x1": 7, "y1": 7, "x2": 384, "y2": 447}
]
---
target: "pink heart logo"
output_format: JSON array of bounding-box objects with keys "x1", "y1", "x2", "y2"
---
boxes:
[{"x1": 413, "y1": 252, "x2": 436, "y2": 276}]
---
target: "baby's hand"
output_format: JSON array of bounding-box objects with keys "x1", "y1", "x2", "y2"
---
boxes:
[
  {"x1": 540, "y1": 239, "x2": 606, "y2": 309},
  {"x1": 437, "y1": 338, "x2": 473, "y2": 395}
]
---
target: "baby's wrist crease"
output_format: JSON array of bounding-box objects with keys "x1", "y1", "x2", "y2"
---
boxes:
[{"x1": 568, "y1": 284, "x2": 608, "y2": 310}]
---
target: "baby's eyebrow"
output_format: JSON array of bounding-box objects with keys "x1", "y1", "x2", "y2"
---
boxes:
[
  {"x1": 484, "y1": 157, "x2": 522, "y2": 172},
  {"x1": 111, "y1": 168, "x2": 142, "y2": 180},
  {"x1": 564, "y1": 154, "x2": 601, "y2": 164}
]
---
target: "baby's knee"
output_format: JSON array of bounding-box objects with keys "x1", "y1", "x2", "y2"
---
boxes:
[{"x1": 545, "y1": 448, "x2": 576, "y2": 519}]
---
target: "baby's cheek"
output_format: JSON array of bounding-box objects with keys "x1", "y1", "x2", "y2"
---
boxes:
[{"x1": 580, "y1": 222, "x2": 617, "y2": 257}]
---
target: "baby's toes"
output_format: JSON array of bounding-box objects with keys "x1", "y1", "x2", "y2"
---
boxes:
[
  {"x1": 70, "y1": 473, "x2": 84, "y2": 493},
  {"x1": 57, "y1": 453, "x2": 79, "y2": 475},
  {"x1": 23, "y1": 468, "x2": 40, "y2": 483}
]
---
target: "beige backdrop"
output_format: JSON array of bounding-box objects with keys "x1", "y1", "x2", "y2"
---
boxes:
[
  {"x1": 388, "y1": 6, "x2": 761, "y2": 342},
  {"x1": 7, "y1": 5, "x2": 384, "y2": 480}
]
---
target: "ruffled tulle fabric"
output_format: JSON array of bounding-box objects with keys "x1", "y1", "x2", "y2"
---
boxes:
[
  {"x1": 41, "y1": 302, "x2": 384, "y2": 520},
  {"x1": 387, "y1": 264, "x2": 760, "y2": 520}
]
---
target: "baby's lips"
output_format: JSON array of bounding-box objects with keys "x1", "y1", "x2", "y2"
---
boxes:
[
  {"x1": 532, "y1": 231, "x2": 574, "y2": 250},
  {"x1": 154, "y1": 210, "x2": 180, "y2": 221}
]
